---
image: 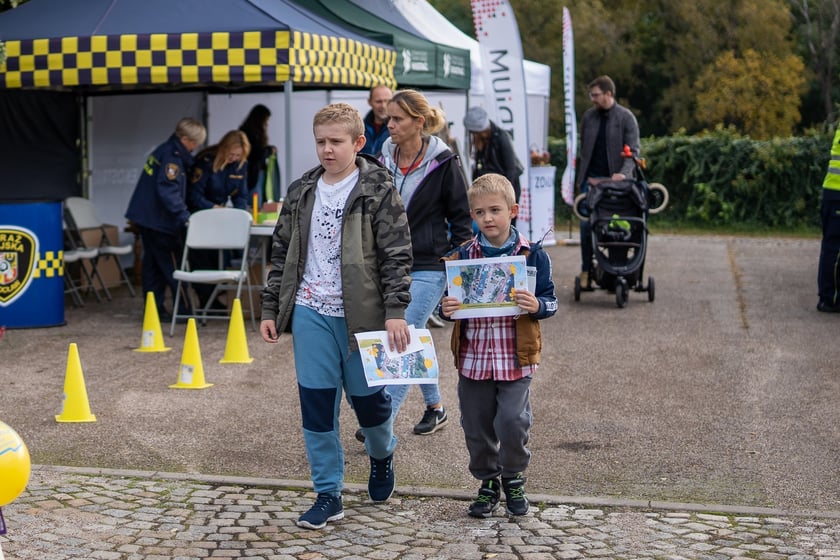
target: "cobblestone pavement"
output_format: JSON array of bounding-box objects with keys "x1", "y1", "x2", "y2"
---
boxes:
[{"x1": 3, "y1": 467, "x2": 840, "y2": 559}]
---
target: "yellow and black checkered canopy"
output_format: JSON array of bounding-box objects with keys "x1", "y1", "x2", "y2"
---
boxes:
[
  {"x1": 0, "y1": 0, "x2": 397, "y2": 90},
  {"x1": 1, "y1": 30, "x2": 395, "y2": 89}
]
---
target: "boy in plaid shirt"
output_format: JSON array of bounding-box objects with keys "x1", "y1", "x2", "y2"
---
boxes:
[{"x1": 440, "y1": 173, "x2": 557, "y2": 517}]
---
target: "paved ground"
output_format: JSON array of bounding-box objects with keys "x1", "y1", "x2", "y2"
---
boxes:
[
  {"x1": 2, "y1": 233, "x2": 840, "y2": 558},
  {"x1": 3, "y1": 466, "x2": 840, "y2": 559}
]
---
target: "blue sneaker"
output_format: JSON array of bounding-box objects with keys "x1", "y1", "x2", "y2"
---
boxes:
[
  {"x1": 468, "y1": 478, "x2": 500, "y2": 518},
  {"x1": 502, "y1": 474, "x2": 529, "y2": 515},
  {"x1": 368, "y1": 454, "x2": 395, "y2": 502},
  {"x1": 296, "y1": 493, "x2": 344, "y2": 529}
]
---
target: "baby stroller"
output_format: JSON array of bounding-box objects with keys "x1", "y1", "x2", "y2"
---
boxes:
[{"x1": 573, "y1": 147, "x2": 668, "y2": 308}]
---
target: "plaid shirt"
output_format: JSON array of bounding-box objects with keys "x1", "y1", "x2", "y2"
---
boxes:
[{"x1": 457, "y1": 239, "x2": 538, "y2": 382}]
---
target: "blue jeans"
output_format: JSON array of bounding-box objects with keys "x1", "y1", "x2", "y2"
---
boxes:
[
  {"x1": 292, "y1": 305, "x2": 397, "y2": 495},
  {"x1": 386, "y1": 270, "x2": 447, "y2": 419}
]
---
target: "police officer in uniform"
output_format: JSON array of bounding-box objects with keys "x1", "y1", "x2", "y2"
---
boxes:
[
  {"x1": 188, "y1": 130, "x2": 250, "y2": 212},
  {"x1": 187, "y1": 129, "x2": 251, "y2": 309},
  {"x1": 125, "y1": 117, "x2": 207, "y2": 321},
  {"x1": 818, "y1": 126, "x2": 840, "y2": 313}
]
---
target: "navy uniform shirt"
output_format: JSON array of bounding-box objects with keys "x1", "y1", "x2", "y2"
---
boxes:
[
  {"x1": 187, "y1": 152, "x2": 249, "y2": 211},
  {"x1": 125, "y1": 134, "x2": 194, "y2": 235}
]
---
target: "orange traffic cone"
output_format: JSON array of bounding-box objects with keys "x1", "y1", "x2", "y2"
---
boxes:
[
  {"x1": 170, "y1": 318, "x2": 213, "y2": 389},
  {"x1": 56, "y1": 343, "x2": 97, "y2": 423},
  {"x1": 219, "y1": 298, "x2": 253, "y2": 364},
  {"x1": 135, "y1": 292, "x2": 171, "y2": 352}
]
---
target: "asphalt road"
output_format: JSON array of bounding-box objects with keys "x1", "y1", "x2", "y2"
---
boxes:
[{"x1": 1, "y1": 233, "x2": 837, "y2": 514}]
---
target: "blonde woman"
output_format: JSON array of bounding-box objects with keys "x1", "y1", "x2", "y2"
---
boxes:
[
  {"x1": 188, "y1": 130, "x2": 251, "y2": 211},
  {"x1": 186, "y1": 130, "x2": 251, "y2": 309},
  {"x1": 377, "y1": 89, "x2": 472, "y2": 437}
]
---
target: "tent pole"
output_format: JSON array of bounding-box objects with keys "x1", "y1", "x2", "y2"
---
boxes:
[
  {"x1": 284, "y1": 80, "x2": 293, "y2": 200},
  {"x1": 82, "y1": 94, "x2": 92, "y2": 198}
]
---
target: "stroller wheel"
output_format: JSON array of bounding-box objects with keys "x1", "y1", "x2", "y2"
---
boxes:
[
  {"x1": 573, "y1": 192, "x2": 590, "y2": 221},
  {"x1": 615, "y1": 279, "x2": 628, "y2": 308},
  {"x1": 574, "y1": 276, "x2": 581, "y2": 301},
  {"x1": 647, "y1": 183, "x2": 669, "y2": 214},
  {"x1": 647, "y1": 276, "x2": 655, "y2": 302}
]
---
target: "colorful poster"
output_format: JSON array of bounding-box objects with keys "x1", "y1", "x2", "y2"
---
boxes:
[
  {"x1": 445, "y1": 255, "x2": 527, "y2": 319},
  {"x1": 355, "y1": 328, "x2": 440, "y2": 387}
]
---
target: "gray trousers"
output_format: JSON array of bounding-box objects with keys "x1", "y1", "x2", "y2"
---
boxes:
[{"x1": 457, "y1": 375, "x2": 532, "y2": 481}]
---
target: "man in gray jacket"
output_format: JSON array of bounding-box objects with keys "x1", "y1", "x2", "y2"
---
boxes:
[{"x1": 575, "y1": 75, "x2": 640, "y2": 287}]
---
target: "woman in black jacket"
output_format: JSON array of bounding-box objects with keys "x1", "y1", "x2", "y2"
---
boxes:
[
  {"x1": 464, "y1": 106, "x2": 524, "y2": 203},
  {"x1": 376, "y1": 89, "x2": 472, "y2": 437}
]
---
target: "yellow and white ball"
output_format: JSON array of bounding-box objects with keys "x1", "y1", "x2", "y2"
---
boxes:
[{"x1": 0, "y1": 420, "x2": 31, "y2": 506}]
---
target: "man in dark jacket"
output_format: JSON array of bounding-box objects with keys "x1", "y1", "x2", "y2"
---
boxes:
[
  {"x1": 125, "y1": 117, "x2": 206, "y2": 320},
  {"x1": 575, "y1": 75, "x2": 640, "y2": 288},
  {"x1": 361, "y1": 85, "x2": 392, "y2": 156},
  {"x1": 464, "y1": 106, "x2": 524, "y2": 203}
]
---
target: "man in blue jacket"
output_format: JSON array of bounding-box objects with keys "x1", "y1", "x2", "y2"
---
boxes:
[
  {"x1": 360, "y1": 85, "x2": 392, "y2": 156},
  {"x1": 125, "y1": 118, "x2": 206, "y2": 321}
]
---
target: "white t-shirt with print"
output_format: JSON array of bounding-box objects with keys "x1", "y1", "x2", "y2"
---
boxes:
[{"x1": 295, "y1": 170, "x2": 359, "y2": 317}]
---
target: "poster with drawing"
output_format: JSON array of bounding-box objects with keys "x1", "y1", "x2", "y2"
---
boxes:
[
  {"x1": 355, "y1": 327, "x2": 440, "y2": 387},
  {"x1": 445, "y1": 256, "x2": 528, "y2": 319}
]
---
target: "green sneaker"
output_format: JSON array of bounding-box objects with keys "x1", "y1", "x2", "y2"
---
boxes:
[
  {"x1": 468, "y1": 478, "x2": 500, "y2": 518},
  {"x1": 502, "y1": 473, "x2": 529, "y2": 515}
]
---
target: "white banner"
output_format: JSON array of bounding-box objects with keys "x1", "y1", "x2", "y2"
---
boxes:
[
  {"x1": 470, "y1": 0, "x2": 530, "y2": 205},
  {"x1": 561, "y1": 7, "x2": 577, "y2": 206},
  {"x1": 529, "y1": 166, "x2": 557, "y2": 246}
]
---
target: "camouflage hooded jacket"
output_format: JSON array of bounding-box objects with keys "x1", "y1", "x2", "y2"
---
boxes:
[{"x1": 260, "y1": 155, "x2": 413, "y2": 352}]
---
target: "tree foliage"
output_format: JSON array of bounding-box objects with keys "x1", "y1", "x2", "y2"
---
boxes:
[
  {"x1": 694, "y1": 49, "x2": 807, "y2": 139},
  {"x1": 0, "y1": 0, "x2": 29, "y2": 66},
  {"x1": 430, "y1": 0, "x2": 830, "y2": 139},
  {"x1": 790, "y1": 0, "x2": 840, "y2": 126}
]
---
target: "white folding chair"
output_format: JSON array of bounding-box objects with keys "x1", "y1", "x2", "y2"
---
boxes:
[
  {"x1": 170, "y1": 208, "x2": 255, "y2": 335},
  {"x1": 62, "y1": 217, "x2": 108, "y2": 304},
  {"x1": 62, "y1": 246, "x2": 103, "y2": 306},
  {"x1": 64, "y1": 196, "x2": 136, "y2": 298}
]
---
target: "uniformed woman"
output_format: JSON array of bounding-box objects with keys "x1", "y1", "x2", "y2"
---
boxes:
[
  {"x1": 188, "y1": 130, "x2": 250, "y2": 211},
  {"x1": 187, "y1": 130, "x2": 251, "y2": 310}
]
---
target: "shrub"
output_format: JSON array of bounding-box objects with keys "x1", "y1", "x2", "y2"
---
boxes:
[{"x1": 546, "y1": 128, "x2": 829, "y2": 230}]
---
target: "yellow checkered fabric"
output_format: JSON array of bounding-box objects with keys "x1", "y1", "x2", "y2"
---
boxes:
[
  {"x1": 33, "y1": 250, "x2": 63, "y2": 279},
  {"x1": 0, "y1": 30, "x2": 395, "y2": 89}
]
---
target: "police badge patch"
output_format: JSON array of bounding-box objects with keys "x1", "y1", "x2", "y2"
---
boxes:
[
  {"x1": 0, "y1": 228, "x2": 37, "y2": 305},
  {"x1": 165, "y1": 163, "x2": 180, "y2": 181},
  {"x1": 191, "y1": 167, "x2": 203, "y2": 183}
]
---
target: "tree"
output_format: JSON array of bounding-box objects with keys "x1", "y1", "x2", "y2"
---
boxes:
[
  {"x1": 694, "y1": 49, "x2": 807, "y2": 139},
  {"x1": 0, "y1": 0, "x2": 25, "y2": 11},
  {"x1": 0, "y1": 0, "x2": 29, "y2": 65},
  {"x1": 790, "y1": 0, "x2": 840, "y2": 126},
  {"x1": 431, "y1": 0, "x2": 822, "y2": 137}
]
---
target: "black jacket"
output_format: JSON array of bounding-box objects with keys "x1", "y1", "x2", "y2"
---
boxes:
[{"x1": 473, "y1": 121, "x2": 524, "y2": 201}]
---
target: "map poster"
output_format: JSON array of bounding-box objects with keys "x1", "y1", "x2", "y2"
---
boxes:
[
  {"x1": 355, "y1": 328, "x2": 440, "y2": 387},
  {"x1": 445, "y1": 255, "x2": 527, "y2": 319}
]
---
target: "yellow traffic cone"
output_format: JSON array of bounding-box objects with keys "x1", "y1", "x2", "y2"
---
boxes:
[
  {"x1": 170, "y1": 318, "x2": 213, "y2": 389},
  {"x1": 219, "y1": 298, "x2": 254, "y2": 364},
  {"x1": 134, "y1": 292, "x2": 171, "y2": 353},
  {"x1": 56, "y1": 343, "x2": 97, "y2": 423}
]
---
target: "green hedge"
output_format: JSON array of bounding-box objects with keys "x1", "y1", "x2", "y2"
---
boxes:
[{"x1": 547, "y1": 128, "x2": 830, "y2": 231}]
